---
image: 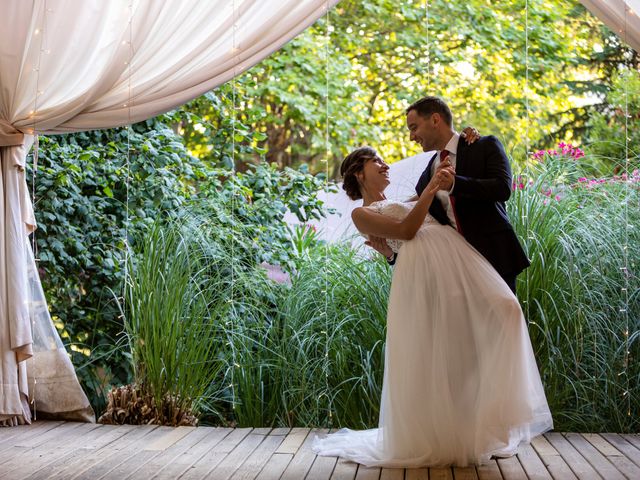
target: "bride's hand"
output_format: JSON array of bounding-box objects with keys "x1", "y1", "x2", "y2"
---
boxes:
[
  {"x1": 426, "y1": 168, "x2": 454, "y2": 194},
  {"x1": 461, "y1": 126, "x2": 480, "y2": 144}
]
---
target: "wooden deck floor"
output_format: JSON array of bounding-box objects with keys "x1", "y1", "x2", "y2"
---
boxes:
[{"x1": 0, "y1": 422, "x2": 639, "y2": 479}]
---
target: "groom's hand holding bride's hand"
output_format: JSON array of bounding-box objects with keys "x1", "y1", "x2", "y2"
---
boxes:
[{"x1": 427, "y1": 162, "x2": 455, "y2": 194}]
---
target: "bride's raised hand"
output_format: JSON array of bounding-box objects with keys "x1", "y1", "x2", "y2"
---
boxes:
[{"x1": 461, "y1": 126, "x2": 480, "y2": 144}]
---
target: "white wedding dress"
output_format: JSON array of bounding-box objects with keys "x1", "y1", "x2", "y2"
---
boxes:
[{"x1": 312, "y1": 200, "x2": 553, "y2": 467}]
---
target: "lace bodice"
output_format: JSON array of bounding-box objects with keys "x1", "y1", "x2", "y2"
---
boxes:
[{"x1": 364, "y1": 199, "x2": 439, "y2": 253}]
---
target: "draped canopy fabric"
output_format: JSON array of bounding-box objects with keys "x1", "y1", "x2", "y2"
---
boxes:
[
  {"x1": 0, "y1": 0, "x2": 339, "y2": 425},
  {"x1": 580, "y1": 0, "x2": 640, "y2": 52}
]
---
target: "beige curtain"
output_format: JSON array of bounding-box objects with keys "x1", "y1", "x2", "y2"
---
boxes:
[
  {"x1": 0, "y1": 0, "x2": 339, "y2": 425},
  {"x1": 580, "y1": 0, "x2": 640, "y2": 51}
]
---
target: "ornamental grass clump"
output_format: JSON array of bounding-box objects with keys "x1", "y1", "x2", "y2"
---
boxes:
[
  {"x1": 113, "y1": 218, "x2": 226, "y2": 426},
  {"x1": 509, "y1": 148, "x2": 639, "y2": 432}
]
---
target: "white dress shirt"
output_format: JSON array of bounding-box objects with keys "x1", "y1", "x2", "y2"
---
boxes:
[{"x1": 430, "y1": 133, "x2": 459, "y2": 229}]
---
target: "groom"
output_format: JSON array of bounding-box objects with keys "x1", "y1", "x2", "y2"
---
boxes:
[{"x1": 369, "y1": 96, "x2": 529, "y2": 293}]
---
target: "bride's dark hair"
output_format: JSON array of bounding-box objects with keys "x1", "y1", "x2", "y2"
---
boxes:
[{"x1": 340, "y1": 146, "x2": 378, "y2": 201}]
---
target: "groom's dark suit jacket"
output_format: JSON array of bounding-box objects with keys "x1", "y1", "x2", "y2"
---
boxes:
[{"x1": 415, "y1": 135, "x2": 530, "y2": 280}]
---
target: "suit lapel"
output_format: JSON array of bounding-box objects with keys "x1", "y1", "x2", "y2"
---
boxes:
[
  {"x1": 425, "y1": 152, "x2": 438, "y2": 180},
  {"x1": 454, "y1": 136, "x2": 468, "y2": 175}
]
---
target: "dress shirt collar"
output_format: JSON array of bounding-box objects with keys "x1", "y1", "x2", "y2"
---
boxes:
[{"x1": 442, "y1": 132, "x2": 460, "y2": 156}]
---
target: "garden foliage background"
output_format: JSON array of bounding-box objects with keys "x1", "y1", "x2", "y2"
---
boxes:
[{"x1": 26, "y1": 0, "x2": 638, "y2": 431}]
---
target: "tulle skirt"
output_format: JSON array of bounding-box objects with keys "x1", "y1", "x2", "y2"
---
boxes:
[{"x1": 313, "y1": 224, "x2": 553, "y2": 467}]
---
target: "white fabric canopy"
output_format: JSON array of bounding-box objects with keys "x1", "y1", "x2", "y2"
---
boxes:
[
  {"x1": 580, "y1": 0, "x2": 640, "y2": 52},
  {"x1": 0, "y1": 0, "x2": 339, "y2": 425}
]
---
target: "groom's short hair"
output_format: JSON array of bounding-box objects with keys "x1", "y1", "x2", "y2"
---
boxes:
[{"x1": 406, "y1": 96, "x2": 453, "y2": 127}]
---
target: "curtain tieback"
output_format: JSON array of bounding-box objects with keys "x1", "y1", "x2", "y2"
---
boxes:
[{"x1": 0, "y1": 119, "x2": 26, "y2": 148}]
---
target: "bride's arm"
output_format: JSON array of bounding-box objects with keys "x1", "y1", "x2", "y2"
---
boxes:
[{"x1": 352, "y1": 170, "x2": 449, "y2": 240}]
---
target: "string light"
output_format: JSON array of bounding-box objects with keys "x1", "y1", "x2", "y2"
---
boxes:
[
  {"x1": 28, "y1": 1, "x2": 50, "y2": 421},
  {"x1": 424, "y1": 1, "x2": 431, "y2": 89},
  {"x1": 622, "y1": 1, "x2": 631, "y2": 418},
  {"x1": 230, "y1": 0, "x2": 238, "y2": 413},
  {"x1": 324, "y1": 0, "x2": 332, "y2": 428},
  {"x1": 524, "y1": 0, "x2": 531, "y2": 323},
  {"x1": 123, "y1": 0, "x2": 133, "y2": 319}
]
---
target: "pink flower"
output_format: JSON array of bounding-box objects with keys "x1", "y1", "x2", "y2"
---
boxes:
[
  {"x1": 558, "y1": 142, "x2": 566, "y2": 149},
  {"x1": 555, "y1": 195, "x2": 561, "y2": 201},
  {"x1": 578, "y1": 177, "x2": 587, "y2": 182}
]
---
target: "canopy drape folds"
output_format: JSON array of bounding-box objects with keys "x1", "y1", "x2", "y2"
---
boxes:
[
  {"x1": 0, "y1": 0, "x2": 339, "y2": 425},
  {"x1": 580, "y1": 0, "x2": 640, "y2": 52}
]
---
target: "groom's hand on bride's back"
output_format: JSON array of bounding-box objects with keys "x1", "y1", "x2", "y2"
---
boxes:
[{"x1": 365, "y1": 235, "x2": 394, "y2": 260}]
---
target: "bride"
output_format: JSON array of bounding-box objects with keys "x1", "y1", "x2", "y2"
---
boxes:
[{"x1": 312, "y1": 146, "x2": 553, "y2": 467}]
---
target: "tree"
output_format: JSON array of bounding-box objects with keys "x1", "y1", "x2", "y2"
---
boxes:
[{"x1": 177, "y1": 0, "x2": 623, "y2": 176}]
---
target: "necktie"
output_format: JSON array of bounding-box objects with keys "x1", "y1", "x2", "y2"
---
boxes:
[{"x1": 440, "y1": 150, "x2": 463, "y2": 234}]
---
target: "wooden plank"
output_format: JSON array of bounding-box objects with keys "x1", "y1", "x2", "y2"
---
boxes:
[
  {"x1": 252, "y1": 428, "x2": 273, "y2": 435},
  {"x1": 276, "y1": 428, "x2": 310, "y2": 454},
  {"x1": 330, "y1": 458, "x2": 358, "y2": 480},
  {"x1": 620, "y1": 435, "x2": 640, "y2": 451},
  {"x1": 582, "y1": 434, "x2": 640, "y2": 479},
  {"x1": 601, "y1": 433, "x2": 640, "y2": 468},
  {"x1": 2, "y1": 422, "x2": 104, "y2": 480},
  {"x1": 190, "y1": 429, "x2": 268, "y2": 480},
  {"x1": 43, "y1": 425, "x2": 158, "y2": 480},
  {"x1": 152, "y1": 427, "x2": 234, "y2": 480},
  {"x1": 564, "y1": 432, "x2": 625, "y2": 480},
  {"x1": 304, "y1": 454, "x2": 337, "y2": 480},
  {"x1": 143, "y1": 425, "x2": 195, "y2": 451},
  {"x1": 25, "y1": 425, "x2": 139, "y2": 480},
  {"x1": 496, "y1": 456, "x2": 527, "y2": 480},
  {"x1": 476, "y1": 460, "x2": 502, "y2": 480},
  {"x1": 126, "y1": 427, "x2": 213, "y2": 479},
  {"x1": 379, "y1": 467, "x2": 404, "y2": 480},
  {"x1": 0, "y1": 421, "x2": 61, "y2": 449},
  {"x1": 406, "y1": 467, "x2": 430, "y2": 479},
  {"x1": 178, "y1": 427, "x2": 255, "y2": 480},
  {"x1": 582, "y1": 434, "x2": 623, "y2": 457},
  {"x1": 530, "y1": 436, "x2": 559, "y2": 457},
  {"x1": 0, "y1": 422, "x2": 88, "y2": 473},
  {"x1": 280, "y1": 428, "x2": 327, "y2": 480},
  {"x1": 72, "y1": 425, "x2": 171, "y2": 480},
  {"x1": 230, "y1": 432, "x2": 286, "y2": 480},
  {"x1": 516, "y1": 443, "x2": 553, "y2": 480},
  {"x1": 544, "y1": 433, "x2": 600, "y2": 480},
  {"x1": 254, "y1": 453, "x2": 294, "y2": 480},
  {"x1": 453, "y1": 466, "x2": 479, "y2": 479},
  {"x1": 271, "y1": 427, "x2": 291, "y2": 436},
  {"x1": 354, "y1": 465, "x2": 381, "y2": 480},
  {"x1": 13, "y1": 421, "x2": 83, "y2": 448},
  {"x1": 530, "y1": 435, "x2": 577, "y2": 480}
]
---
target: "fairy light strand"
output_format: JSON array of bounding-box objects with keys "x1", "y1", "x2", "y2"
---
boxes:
[
  {"x1": 622, "y1": 0, "x2": 631, "y2": 417},
  {"x1": 123, "y1": 0, "x2": 133, "y2": 318},
  {"x1": 230, "y1": 0, "x2": 238, "y2": 412},
  {"x1": 324, "y1": 0, "x2": 332, "y2": 428},
  {"x1": 524, "y1": 0, "x2": 531, "y2": 322},
  {"x1": 424, "y1": 1, "x2": 431, "y2": 89},
  {"x1": 30, "y1": 1, "x2": 49, "y2": 265},
  {"x1": 29, "y1": 0, "x2": 50, "y2": 421}
]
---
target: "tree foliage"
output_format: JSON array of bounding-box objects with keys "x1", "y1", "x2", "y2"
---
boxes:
[{"x1": 177, "y1": 0, "x2": 632, "y2": 176}]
